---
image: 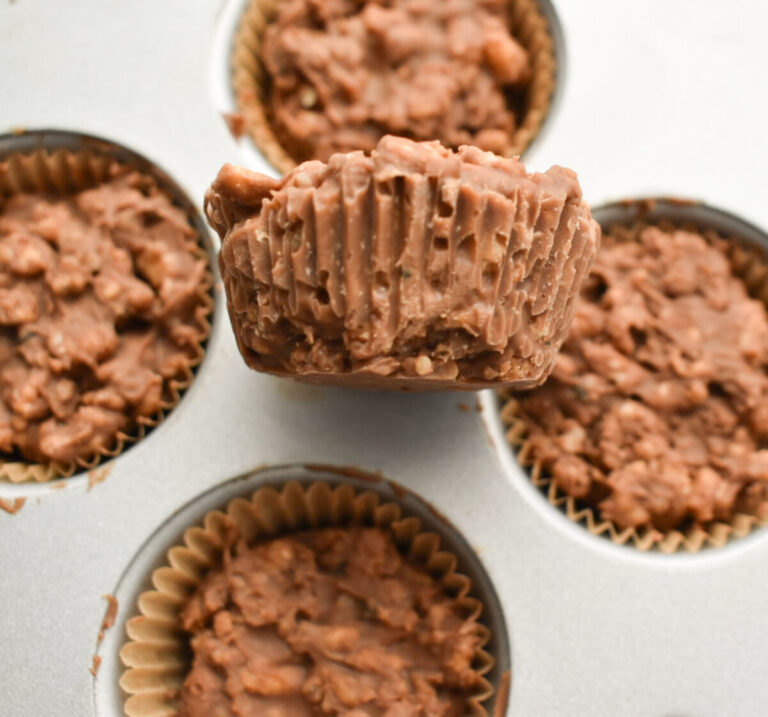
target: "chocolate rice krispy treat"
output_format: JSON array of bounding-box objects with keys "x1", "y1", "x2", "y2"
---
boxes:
[
  {"x1": 179, "y1": 526, "x2": 487, "y2": 717},
  {"x1": 205, "y1": 136, "x2": 600, "y2": 390},
  {"x1": 514, "y1": 225, "x2": 768, "y2": 532},
  {"x1": 0, "y1": 164, "x2": 209, "y2": 468},
  {"x1": 237, "y1": 0, "x2": 556, "y2": 170},
  {"x1": 120, "y1": 479, "x2": 498, "y2": 717}
]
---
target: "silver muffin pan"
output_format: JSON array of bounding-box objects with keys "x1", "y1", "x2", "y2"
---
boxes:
[{"x1": 2, "y1": 1, "x2": 768, "y2": 716}]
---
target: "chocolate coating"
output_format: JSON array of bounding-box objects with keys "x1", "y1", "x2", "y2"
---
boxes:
[
  {"x1": 0, "y1": 167, "x2": 208, "y2": 464},
  {"x1": 179, "y1": 527, "x2": 487, "y2": 717},
  {"x1": 206, "y1": 136, "x2": 600, "y2": 390},
  {"x1": 516, "y1": 226, "x2": 768, "y2": 531},
  {"x1": 261, "y1": 0, "x2": 532, "y2": 163}
]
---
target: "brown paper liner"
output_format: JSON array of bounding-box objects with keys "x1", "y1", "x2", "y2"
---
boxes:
[
  {"x1": 500, "y1": 218, "x2": 768, "y2": 553},
  {"x1": 0, "y1": 146, "x2": 213, "y2": 483},
  {"x1": 232, "y1": 0, "x2": 557, "y2": 174},
  {"x1": 119, "y1": 480, "x2": 496, "y2": 716}
]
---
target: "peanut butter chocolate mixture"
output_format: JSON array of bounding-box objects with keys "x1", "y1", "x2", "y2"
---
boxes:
[
  {"x1": 261, "y1": 0, "x2": 531, "y2": 163},
  {"x1": 516, "y1": 227, "x2": 768, "y2": 531},
  {"x1": 0, "y1": 168, "x2": 208, "y2": 465},
  {"x1": 179, "y1": 527, "x2": 486, "y2": 717},
  {"x1": 207, "y1": 136, "x2": 599, "y2": 389}
]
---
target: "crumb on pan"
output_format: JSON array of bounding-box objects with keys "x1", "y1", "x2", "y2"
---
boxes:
[{"x1": 0, "y1": 496, "x2": 25, "y2": 514}]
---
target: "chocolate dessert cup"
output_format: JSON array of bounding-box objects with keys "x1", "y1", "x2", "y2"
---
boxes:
[
  {"x1": 120, "y1": 477, "x2": 500, "y2": 717},
  {"x1": 206, "y1": 136, "x2": 600, "y2": 390},
  {"x1": 0, "y1": 131, "x2": 213, "y2": 483},
  {"x1": 231, "y1": 0, "x2": 557, "y2": 173},
  {"x1": 501, "y1": 199, "x2": 768, "y2": 553}
]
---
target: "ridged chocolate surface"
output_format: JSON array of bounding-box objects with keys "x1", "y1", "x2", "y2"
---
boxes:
[{"x1": 206, "y1": 136, "x2": 600, "y2": 389}]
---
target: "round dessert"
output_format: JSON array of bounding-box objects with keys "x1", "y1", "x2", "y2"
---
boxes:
[
  {"x1": 179, "y1": 526, "x2": 487, "y2": 716},
  {"x1": 0, "y1": 155, "x2": 211, "y2": 477},
  {"x1": 119, "y1": 480, "x2": 498, "y2": 717},
  {"x1": 233, "y1": 0, "x2": 556, "y2": 172},
  {"x1": 205, "y1": 135, "x2": 600, "y2": 390},
  {"x1": 507, "y1": 223, "x2": 768, "y2": 541}
]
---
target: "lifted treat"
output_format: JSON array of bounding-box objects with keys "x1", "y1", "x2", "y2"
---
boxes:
[{"x1": 206, "y1": 136, "x2": 600, "y2": 390}]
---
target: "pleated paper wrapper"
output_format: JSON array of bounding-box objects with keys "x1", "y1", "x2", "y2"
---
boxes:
[
  {"x1": 207, "y1": 140, "x2": 600, "y2": 390},
  {"x1": 0, "y1": 146, "x2": 213, "y2": 482},
  {"x1": 231, "y1": 0, "x2": 557, "y2": 174},
  {"x1": 119, "y1": 480, "x2": 499, "y2": 716},
  {"x1": 500, "y1": 218, "x2": 768, "y2": 553}
]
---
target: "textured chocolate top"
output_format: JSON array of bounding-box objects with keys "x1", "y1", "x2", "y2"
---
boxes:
[
  {"x1": 261, "y1": 0, "x2": 531, "y2": 162},
  {"x1": 0, "y1": 167, "x2": 208, "y2": 464},
  {"x1": 516, "y1": 227, "x2": 768, "y2": 531},
  {"x1": 179, "y1": 527, "x2": 486, "y2": 717},
  {"x1": 207, "y1": 136, "x2": 600, "y2": 389}
]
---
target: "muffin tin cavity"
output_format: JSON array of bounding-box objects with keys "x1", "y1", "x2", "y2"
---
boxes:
[
  {"x1": 93, "y1": 464, "x2": 512, "y2": 717},
  {"x1": 486, "y1": 199, "x2": 768, "y2": 555},
  {"x1": 0, "y1": 129, "x2": 215, "y2": 488},
  {"x1": 211, "y1": 0, "x2": 565, "y2": 173}
]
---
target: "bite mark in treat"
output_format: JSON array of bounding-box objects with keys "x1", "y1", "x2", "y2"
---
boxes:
[{"x1": 206, "y1": 135, "x2": 600, "y2": 389}]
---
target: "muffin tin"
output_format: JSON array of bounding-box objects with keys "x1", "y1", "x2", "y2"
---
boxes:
[{"x1": 2, "y1": 1, "x2": 768, "y2": 716}]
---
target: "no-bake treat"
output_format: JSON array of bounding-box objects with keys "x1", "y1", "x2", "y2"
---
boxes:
[
  {"x1": 179, "y1": 527, "x2": 487, "y2": 716},
  {"x1": 206, "y1": 135, "x2": 600, "y2": 390},
  {"x1": 0, "y1": 158, "x2": 210, "y2": 474},
  {"x1": 509, "y1": 225, "x2": 768, "y2": 537},
  {"x1": 120, "y1": 481, "x2": 497, "y2": 717},
  {"x1": 233, "y1": 0, "x2": 556, "y2": 172}
]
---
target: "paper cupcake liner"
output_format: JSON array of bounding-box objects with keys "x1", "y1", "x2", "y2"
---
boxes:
[
  {"x1": 232, "y1": 0, "x2": 294, "y2": 175},
  {"x1": 207, "y1": 137, "x2": 599, "y2": 390},
  {"x1": 500, "y1": 216, "x2": 768, "y2": 553},
  {"x1": 0, "y1": 144, "x2": 213, "y2": 483},
  {"x1": 119, "y1": 479, "x2": 497, "y2": 716},
  {"x1": 506, "y1": 0, "x2": 557, "y2": 156},
  {"x1": 232, "y1": 0, "x2": 557, "y2": 174}
]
